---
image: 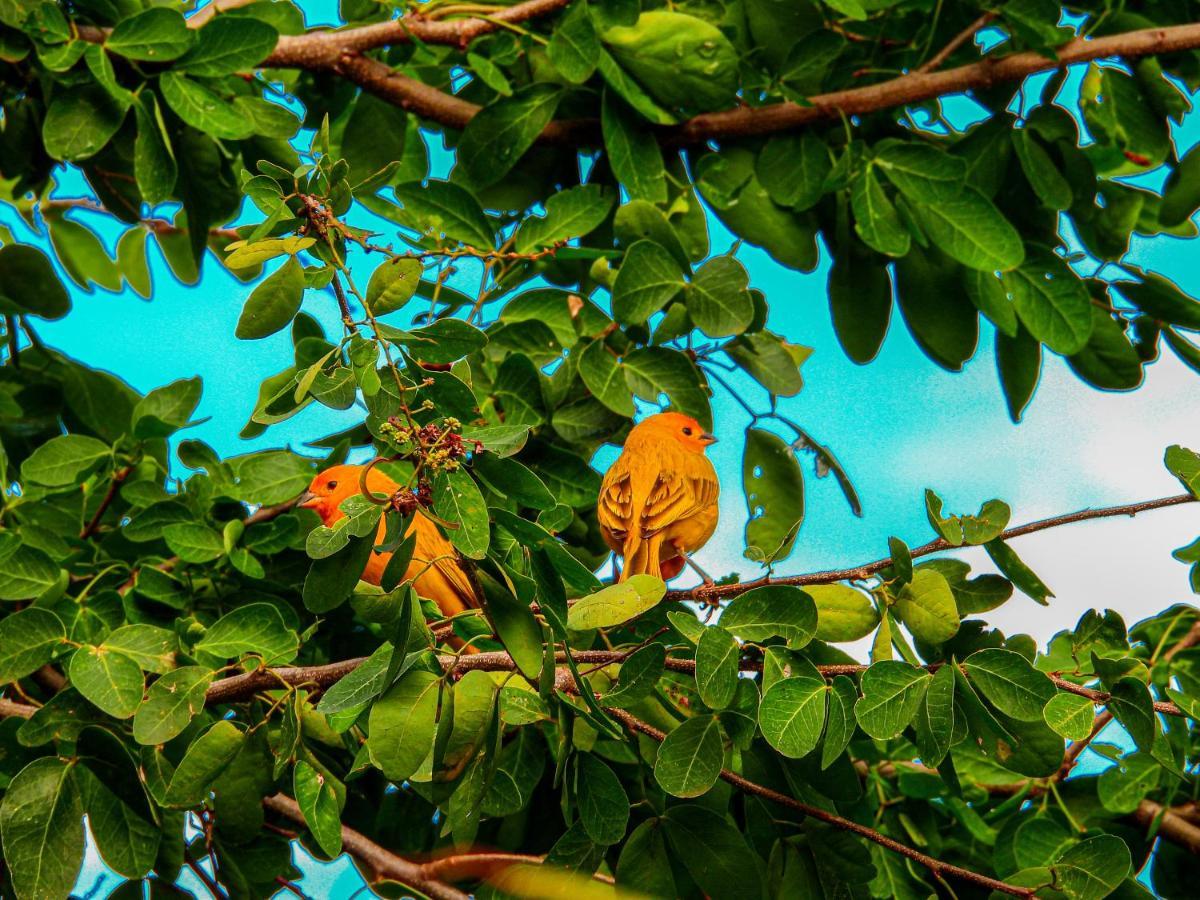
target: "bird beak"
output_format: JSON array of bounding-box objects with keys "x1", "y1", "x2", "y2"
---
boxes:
[
  {"x1": 700, "y1": 432, "x2": 719, "y2": 445},
  {"x1": 296, "y1": 491, "x2": 320, "y2": 509}
]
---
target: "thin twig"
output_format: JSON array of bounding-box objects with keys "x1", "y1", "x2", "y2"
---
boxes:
[
  {"x1": 667, "y1": 493, "x2": 1197, "y2": 604},
  {"x1": 80, "y1": 466, "x2": 132, "y2": 540},
  {"x1": 603, "y1": 707, "x2": 1034, "y2": 897},
  {"x1": 916, "y1": 11, "x2": 998, "y2": 73}
]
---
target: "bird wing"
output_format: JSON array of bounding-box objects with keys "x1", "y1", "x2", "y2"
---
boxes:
[
  {"x1": 639, "y1": 468, "x2": 718, "y2": 539},
  {"x1": 598, "y1": 467, "x2": 634, "y2": 548},
  {"x1": 409, "y1": 515, "x2": 480, "y2": 616}
]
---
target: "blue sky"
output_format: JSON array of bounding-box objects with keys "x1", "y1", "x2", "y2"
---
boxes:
[{"x1": 2, "y1": 3, "x2": 1199, "y2": 895}]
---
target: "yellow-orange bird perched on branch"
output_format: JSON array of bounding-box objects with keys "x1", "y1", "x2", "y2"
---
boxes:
[
  {"x1": 598, "y1": 412, "x2": 720, "y2": 582},
  {"x1": 299, "y1": 464, "x2": 480, "y2": 620}
]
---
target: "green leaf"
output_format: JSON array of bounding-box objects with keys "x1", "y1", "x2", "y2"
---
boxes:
[
  {"x1": 1052, "y1": 835, "x2": 1131, "y2": 900},
  {"x1": 913, "y1": 663, "x2": 955, "y2": 767},
  {"x1": 294, "y1": 760, "x2": 342, "y2": 858},
  {"x1": 367, "y1": 669, "x2": 440, "y2": 781},
  {"x1": 163, "y1": 720, "x2": 244, "y2": 808},
  {"x1": 431, "y1": 469, "x2": 489, "y2": 560},
  {"x1": 304, "y1": 532, "x2": 376, "y2": 613},
  {"x1": 653, "y1": 716, "x2": 722, "y2": 798},
  {"x1": 612, "y1": 239, "x2": 685, "y2": 325},
  {"x1": 0, "y1": 758, "x2": 84, "y2": 900},
  {"x1": 874, "y1": 139, "x2": 967, "y2": 202},
  {"x1": 600, "y1": 643, "x2": 665, "y2": 708},
  {"x1": 0, "y1": 607, "x2": 65, "y2": 684},
  {"x1": 456, "y1": 84, "x2": 562, "y2": 189},
  {"x1": 133, "y1": 93, "x2": 176, "y2": 205},
  {"x1": 106, "y1": 8, "x2": 193, "y2": 61},
  {"x1": 808, "y1": 584, "x2": 880, "y2": 642},
  {"x1": 99, "y1": 626, "x2": 173, "y2": 678},
  {"x1": 1042, "y1": 691, "x2": 1096, "y2": 741},
  {"x1": 568, "y1": 575, "x2": 665, "y2": 630},
  {"x1": 828, "y1": 239, "x2": 891, "y2": 364},
  {"x1": 893, "y1": 569, "x2": 959, "y2": 644},
  {"x1": 159, "y1": 71, "x2": 251, "y2": 140},
  {"x1": 602, "y1": 11, "x2": 738, "y2": 113},
  {"x1": 392, "y1": 180, "x2": 494, "y2": 249},
  {"x1": 726, "y1": 330, "x2": 810, "y2": 399},
  {"x1": 0, "y1": 244, "x2": 71, "y2": 319},
  {"x1": 687, "y1": 255, "x2": 754, "y2": 337},
  {"x1": 985, "y1": 538, "x2": 1053, "y2": 604},
  {"x1": 132, "y1": 376, "x2": 202, "y2": 439},
  {"x1": 1067, "y1": 308, "x2": 1143, "y2": 391},
  {"x1": 133, "y1": 666, "x2": 213, "y2": 745},
  {"x1": 21, "y1": 434, "x2": 109, "y2": 486},
  {"x1": 720, "y1": 584, "x2": 817, "y2": 646},
  {"x1": 366, "y1": 258, "x2": 422, "y2": 316},
  {"x1": 515, "y1": 183, "x2": 613, "y2": 254},
  {"x1": 821, "y1": 674, "x2": 860, "y2": 769},
  {"x1": 894, "y1": 245, "x2": 980, "y2": 370},
  {"x1": 695, "y1": 626, "x2": 739, "y2": 710},
  {"x1": 547, "y1": 0, "x2": 599, "y2": 83},
  {"x1": 743, "y1": 427, "x2": 804, "y2": 564},
  {"x1": 964, "y1": 649, "x2": 1056, "y2": 721},
  {"x1": 997, "y1": 326, "x2": 1042, "y2": 423},
  {"x1": 578, "y1": 339, "x2": 635, "y2": 417},
  {"x1": 235, "y1": 256, "x2": 305, "y2": 340},
  {"x1": 759, "y1": 675, "x2": 827, "y2": 758},
  {"x1": 1004, "y1": 251, "x2": 1093, "y2": 355},
  {"x1": 1097, "y1": 752, "x2": 1160, "y2": 814},
  {"x1": 163, "y1": 523, "x2": 224, "y2": 563},
  {"x1": 661, "y1": 804, "x2": 764, "y2": 900},
  {"x1": 623, "y1": 346, "x2": 711, "y2": 428},
  {"x1": 576, "y1": 754, "x2": 629, "y2": 845},
  {"x1": 177, "y1": 16, "x2": 278, "y2": 77},
  {"x1": 0, "y1": 546, "x2": 60, "y2": 600},
  {"x1": 851, "y1": 166, "x2": 910, "y2": 257},
  {"x1": 195, "y1": 603, "x2": 298, "y2": 664},
  {"x1": 1012, "y1": 129, "x2": 1072, "y2": 210},
  {"x1": 1107, "y1": 676, "x2": 1155, "y2": 750},
  {"x1": 910, "y1": 188, "x2": 1024, "y2": 271},
  {"x1": 69, "y1": 646, "x2": 144, "y2": 719},
  {"x1": 854, "y1": 661, "x2": 931, "y2": 739},
  {"x1": 1165, "y1": 444, "x2": 1200, "y2": 497},
  {"x1": 602, "y1": 89, "x2": 666, "y2": 203},
  {"x1": 757, "y1": 133, "x2": 830, "y2": 210}
]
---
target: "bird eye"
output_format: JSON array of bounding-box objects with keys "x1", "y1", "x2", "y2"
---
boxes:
[
  {"x1": 327, "y1": 480, "x2": 338, "y2": 489},
  {"x1": 682, "y1": 427, "x2": 693, "y2": 436}
]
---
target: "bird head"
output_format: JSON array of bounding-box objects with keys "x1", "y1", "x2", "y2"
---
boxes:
[
  {"x1": 630, "y1": 412, "x2": 718, "y2": 454},
  {"x1": 297, "y1": 464, "x2": 396, "y2": 526}
]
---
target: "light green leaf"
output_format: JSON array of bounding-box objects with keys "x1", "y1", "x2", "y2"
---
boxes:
[
  {"x1": 133, "y1": 666, "x2": 213, "y2": 745},
  {"x1": 910, "y1": 188, "x2": 1024, "y2": 272},
  {"x1": 758, "y1": 675, "x2": 827, "y2": 758},
  {"x1": 0, "y1": 758, "x2": 84, "y2": 900},
  {"x1": 393, "y1": 180, "x2": 494, "y2": 249},
  {"x1": 893, "y1": 569, "x2": 959, "y2": 644},
  {"x1": 964, "y1": 649, "x2": 1056, "y2": 721},
  {"x1": 612, "y1": 239, "x2": 685, "y2": 325},
  {"x1": 695, "y1": 626, "x2": 739, "y2": 710},
  {"x1": 720, "y1": 584, "x2": 817, "y2": 646},
  {"x1": 177, "y1": 15, "x2": 278, "y2": 77},
  {"x1": 576, "y1": 754, "x2": 629, "y2": 845},
  {"x1": 368, "y1": 669, "x2": 441, "y2": 782},
  {"x1": 163, "y1": 720, "x2": 244, "y2": 808},
  {"x1": 235, "y1": 256, "x2": 305, "y2": 340},
  {"x1": 366, "y1": 257, "x2": 422, "y2": 316},
  {"x1": 69, "y1": 647, "x2": 144, "y2": 719},
  {"x1": 1042, "y1": 691, "x2": 1096, "y2": 741},
  {"x1": 106, "y1": 8, "x2": 193, "y2": 61},
  {"x1": 808, "y1": 584, "x2": 880, "y2": 642},
  {"x1": 294, "y1": 760, "x2": 342, "y2": 858},
  {"x1": 163, "y1": 523, "x2": 225, "y2": 563},
  {"x1": 854, "y1": 661, "x2": 931, "y2": 739},
  {"x1": 21, "y1": 434, "x2": 109, "y2": 486},
  {"x1": 602, "y1": 89, "x2": 666, "y2": 203},
  {"x1": 195, "y1": 603, "x2": 299, "y2": 664},
  {"x1": 568, "y1": 575, "x2": 666, "y2": 630},
  {"x1": 687, "y1": 255, "x2": 754, "y2": 338},
  {"x1": 456, "y1": 84, "x2": 562, "y2": 189},
  {"x1": 0, "y1": 608, "x2": 66, "y2": 684},
  {"x1": 132, "y1": 376, "x2": 202, "y2": 439},
  {"x1": 743, "y1": 427, "x2": 804, "y2": 564}
]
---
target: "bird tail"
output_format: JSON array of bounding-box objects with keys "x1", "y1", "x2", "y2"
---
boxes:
[{"x1": 621, "y1": 531, "x2": 664, "y2": 582}]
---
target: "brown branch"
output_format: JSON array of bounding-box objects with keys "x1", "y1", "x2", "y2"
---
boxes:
[
  {"x1": 1056, "y1": 711, "x2": 1112, "y2": 781},
  {"x1": 1048, "y1": 675, "x2": 1184, "y2": 718},
  {"x1": 916, "y1": 11, "x2": 998, "y2": 74},
  {"x1": 80, "y1": 466, "x2": 132, "y2": 540},
  {"x1": 603, "y1": 706, "x2": 1034, "y2": 897},
  {"x1": 39, "y1": 198, "x2": 241, "y2": 242},
  {"x1": 264, "y1": 794, "x2": 470, "y2": 900},
  {"x1": 668, "y1": 493, "x2": 1197, "y2": 604},
  {"x1": 262, "y1": 0, "x2": 572, "y2": 67},
  {"x1": 0, "y1": 698, "x2": 35, "y2": 719}
]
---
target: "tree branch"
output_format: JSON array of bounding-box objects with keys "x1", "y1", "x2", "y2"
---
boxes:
[
  {"x1": 80, "y1": 466, "x2": 132, "y2": 540},
  {"x1": 262, "y1": 0, "x2": 572, "y2": 67},
  {"x1": 263, "y1": 794, "x2": 470, "y2": 900},
  {"x1": 916, "y1": 11, "x2": 998, "y2": 74},
  {"x1": 268, "y1": 20, "x2": 1200, "y2": 147},
  {"x1": 667, "y1": 492, "x2": 1196, "y2": 604},
  {"x1": 602, "y1": 706, "x2": 1035, "y2": 897}
]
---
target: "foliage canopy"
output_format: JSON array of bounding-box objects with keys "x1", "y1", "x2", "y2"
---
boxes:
[{"x1": 1, "y1": 1, "x2": 1200, "y2": 898}]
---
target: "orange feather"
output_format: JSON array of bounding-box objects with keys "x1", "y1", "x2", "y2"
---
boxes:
[
  {"x1": 597, "y1": 412, "x2": 720, "y2": 582},
  {"x1": 299, "y1": 464, "x2": 480, "y2": 621}
]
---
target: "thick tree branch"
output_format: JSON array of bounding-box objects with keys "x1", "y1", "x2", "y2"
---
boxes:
[
  {"x1": 263, "y1": 794, "x2": 469, "y2": 900},
  {"x1": 267, "y1": 20, "x2": 1200, "y2": 147},
  {"x1": 262, "y1": 0, "x2": 571, "y2": 67},
  {"x1": 602, "y1": 706, "x2": 1034, "y2": 897},
  {"x1": 668, "y1": 492, "x2": 1196, "y2": 604}
]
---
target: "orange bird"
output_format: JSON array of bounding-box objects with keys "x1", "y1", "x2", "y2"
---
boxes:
[
  {"x1": 598, "y1": 412, "x2": 720, "y2": 582},
  {"x1": 298, "y1": 464, "x2": 480, "y2": 620}
]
